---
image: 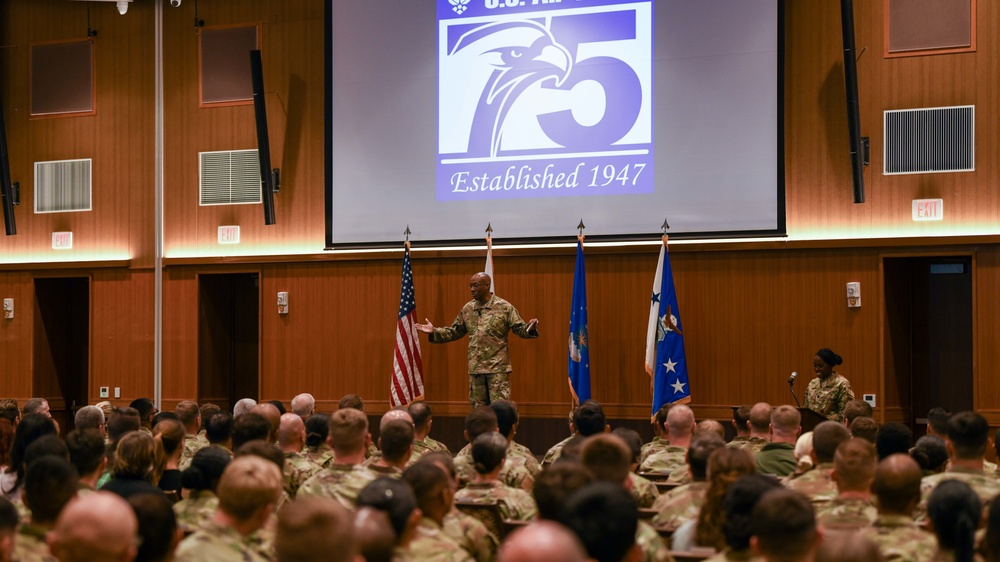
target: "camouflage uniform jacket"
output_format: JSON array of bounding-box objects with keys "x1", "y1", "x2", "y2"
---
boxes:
[
  {"x1": 297, "y1": 463, "x2": 379, "y2": 510},
  {"x1": 918, "y1": 465, "x2": 1000, "y2": 518},
  {"x1": 175, "y1": 521, "x2": 268, "y2": 562},
  {"x1": 369, "y1": 464, "x2": 405, "y2": 479},
  {"x1": 784, "y1": 463, "x2": 837, "y2": 505},
  {"x1": 283, "y1": 451, "x2": 322, "y2": 499},
  {"x1": 814, "y1": 495, "x2": 877, "y2": 529},
  {"x1": 651, "y1": 481, "x2": 708, "y2": 529},
  {"x1": 629, "y1": 471, "x2": 661, "y2": 508},
  {"x1": 726, "y1": 436, "x2": 769, "y2": 457},
  {"x1": 411, "y1": 437, "x2": 452, "y2": 465},
  {"x1": 302, "y1": 443, "x2": 335, "y2": 468},
  {"x1": 173, "y1": 489, "x2": 219, "y2": 534},
  {"x1": 397, "y1": 518, "x2": 475, "y2": 562},
  {"x1": 635, "y1": 520, "x2": 674, "y2": 562},
  {"x1": 179, "y1": 432, "x2": 210, "y2": 471},
  {"x1": 429, "y1": 294, "x2": 538, "y2": 375},
  {"x1": 454, "y1": 481, "x2": 537, "y2": 521},
  {"x1": 638, "y1": 445, "x2": 687, "y2": 475},
  {"x1": 860, "y1": 514, "x2": 938, "y2": 562},
  {"x1": 366, "y1": 442, "x2": 379, "y2": 459},
  {"x1": 13, "y1": 523, "x2": 56, "y2": 562},
  {"x1": 443, "y1": 508, "x2": 498, "y2": 562},
  {"x1": 542, "y1": 435, "x2": 574, "y2": 466},
  {"x1": 508, "y1": 441, "x2": 541, "y2": 477},
  {"x1": 754, "y1": 442, "x2": 797, "y2": 477},
  {"x1": 454, "y1": 445, "x2": 533, "y2": 491},
  {"x1": 11, "y1": 497, "x2": 30, "y2": 525},
  {"x1": 802, "y1": 373, "x2": 854, "y2": 422},
  {"x1": 703, "y1": 549, "x2": 763, "y2": 562},
  {"x1": 640, "y1": 437, "x2": 671, "y2": 465},
  {"x1": 985, "y1": 459, "x2": 998, "y2": 475}
]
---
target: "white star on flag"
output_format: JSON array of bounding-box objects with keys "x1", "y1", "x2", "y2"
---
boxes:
[
  {"x1": 663, "y1": 358, "x2": 677, "y2": 373},
  {"x1": 671, "y1": 380, "x2": 686, "y2": 394}
]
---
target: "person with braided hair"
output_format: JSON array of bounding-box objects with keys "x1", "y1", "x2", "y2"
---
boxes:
[{"x1": 803, "y1": 348, "x2": 855, "y2": 423}]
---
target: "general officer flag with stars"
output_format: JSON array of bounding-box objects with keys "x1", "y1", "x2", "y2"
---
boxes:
[
  {"x1": 645, "y1": 238, "x2": 689, "y2": 414},
  {"x1": 568, "y1": 238, "x2": 591, "y2": 404}
]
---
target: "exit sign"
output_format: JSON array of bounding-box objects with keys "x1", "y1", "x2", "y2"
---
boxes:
[
  {"x1": 912, "y1": 199, "x2": 943, "y2": 221},
  {"x1": 218, "y1": 225, "x2": 240, "y2": 244},
  {"x1": 52, "y1": 232, "x2": 73, "y2": 250}
]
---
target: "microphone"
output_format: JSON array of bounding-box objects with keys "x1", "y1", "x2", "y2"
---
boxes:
[
  {"x1": 788, "y1": 371, "x2": 798, "y2": 384},
  {"x1": 788, "y1": 371, "x2": 801, "y2": 407}
]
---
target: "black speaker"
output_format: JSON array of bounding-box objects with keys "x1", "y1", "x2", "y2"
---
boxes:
[
  {"x1": 841, "y1": 0, "x2": 865, "y2": 204},
  {"x1": 250, "y1": 49, "x2": 278, "y2": 225},
  {"x1": 0, "y1": 91, "x2": 17, "y2": 235}
]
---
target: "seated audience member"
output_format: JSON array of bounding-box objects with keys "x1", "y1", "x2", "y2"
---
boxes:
[
  {"x1": 849, "y1": 416, "x2": 879, "y2": 444},
  {"x1": 726, "y1": 406, "x2": 753, "y2": 449},
  {"x1": 453, "y1": 406, "x2": 532, "y2": 491},
  {"x1": 74, "y1": 405, "x2": 106, "y2": 436},
  {"x1": 498, "y1": 521, "x2": 589, "y2": 562},
  {"x1": 785, "y1": 421, "x2": 851, "y2": 505},
  {"x1": 612, "y1": 427, "x2": 660, "y2": 508},
  {"x1": 49, "y1": 492, "x2": 139, "y2": 562},
  {"x1": 491, "y1": 400, "x2": 541, "y2": 477},
  {"x1": 910, "y1": 435, "x2": 948, "y2": 475},
  {"x1": 750, "y1": 489, "x2": 822, "y2": 562},
  {"x1": 532, "y1": 461, "x2": 595, "y2": 521},
  {"x1": 927, "y1": 480, "x2": 979, "y2": 562},
  {"x1": 640, "y1": 404, "x2": 672, "y2": 465},
  {"x1": 337, "y1": 395, "x2": 375, "y2": 461},
  {"x1": 813, "y1": 530, "x2": 883, "y2": 562},
  {"x1": 277, "y1": 413, "x2": 321, "y2": 498},
  {"x1": 672, "y1": 447, "x2": 756, "y2": 552},
  {"x1": 268, "y1": 400, "x2": 286, "y2": 416},
  {"x1": 730, "y1": 403, "x2": 772, "y2": 457},
  {"x1": 543, "y1": 401, "x2": 608, "y2": 465},
  {"x1": 204, "y1": 411, "x2": 234, "y2": 452},
  {"x1": 400, "y1": 461, "x2": 473, "y2": 561},
  {"x1": 15, "y1": 456, "x2": 79, "y2": 562},
  {"x1": 298, "y1": 408, "x2": 378, "y2": 509},
  {"x1": 290, "y1": 393, "x2": 316, "y2": 420},
  {"x1": 24, "y1": 433, "x2": 69, "y2": 464},
  {"x1": 651, "y1": 433, "x2": 724, "y2": 528},
  {"x1": 560, "y1": 482, "x2": 642, "y2": 562},
  {"x1": 580, "y1": 434, "x2": 671, "y2": 562},
  {"x1": 301, "y1": 413, "x2": 334, "y2": 467},
  {"x1": 153, "y1": 418, "x2": 186, "y2": 498},
  {"x1": 354, "y1": 507, "x2": 396, "y2": 562},
  {"x1": 920, "y1": 411, "x2": 1000, "y2": 510},
  {"x1": 367, "y1": 418, "x2": 414, "y2": 477},
  {"x1": 66, "y1": 428, "x2": 107, "y2": 493},
  {"x1": 925, "y1": 407, "x2": 950, "y2": 438},
  {"x1": 22, "y1": 398, "x2": 51, "y2": 419},
  {"x1": 875, "y1": 422, "x2": 912, "y2": 460},
  {"x1": 0, "y1": 497, "x2": 15, "y2": 562},
  {"x1": 274, "y1": 496, "x2": 357, "y2": 562},
  {"x1": 96, "y1": 401, "x2": 118, "y2": 425},
  {"x1": 417, "y1": 453, "x2": 499, "y2": 562},
  {"x1": 755, "y1": 405, "x2": 800, "y2": 477},
  {"x1": 130, "y1": 398, "x2": 158, "y2": 436},
  {"x1": 356, "y1": 478, "x2": 421, "y2": 552},
  {"x1": 101, "y1": 407, "x2": 142, "y2": 488},
  {"x1": 231, "y1": 413, "x2": 272, "y2": 451},
  {"x1": 698, "y1": 420, "x2": 726, "y2": 440},
  {"x1": 1, "y1": 414, "x2": 57, "y2": 501},
  {"x1": 174, "y1": 446, "x2": 232, "y2": 534},
  {"x1": 813, "y1": 438, "x2": 877, "y2": 529},
  {"x1": 861, "y1": 454, "x2": 936, "y2": 562},
  {"x1": 983, "y1": 495, "x2": 1000, "y2": 562},
  {"x1": 640, "y1": 404, "x2": 696, "y2": 480},
  {"x1": 454, "y1": 432, "x2": 536, "y2": 521},
  {"x1": 174, "y1": 455, "x2": 283, "y2": 562},
  {"x1": 103, "y1": 431, "x2": 167, "y2": 499},
  {"x1": 232, "y1": 398, "x2": 257, "y2": 418},
  {"x1": 408, "y1": 401, "x2": 451, "y2": 462},
  {"x1": 793, "y1": 432, "x2": 814, "y2": 475},
  {"x1": 842, "y1": 399, "x2": 874, "y2": 427},
  {"x1": 176, "y1": 400, "x2": 206, "y2": 471},
  {"x1": 0, "y1": 399, "x2": 19, "y2": 426},
  {"x1": 701, "y1": 474, "x2": 781, "y2": 562},
  {"x1": 128, "y1": 493, "x2": 179, "y2": 562},
  {"x1": 249, "y1": 404, "x2": 281, "y2": 443}
]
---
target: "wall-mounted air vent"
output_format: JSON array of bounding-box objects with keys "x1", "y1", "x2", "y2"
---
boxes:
[
  {"x1": 34, "y1": 158, "x2": 92, "y2": 213},
  {"x1": 884, "y1": 105, "x2": 974, "y2": 175},
  {"x1": 199, "y1": 149, "x2": 261, "y2": 206}
]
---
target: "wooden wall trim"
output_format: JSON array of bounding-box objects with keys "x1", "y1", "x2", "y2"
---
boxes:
[{"x1": 0, "y1": 260, "x2": 130, "y2": 272}]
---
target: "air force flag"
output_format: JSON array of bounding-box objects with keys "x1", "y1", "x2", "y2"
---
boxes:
[
  {"x1": 645, "y1": 240, "x2": 689, "y2": 414},
  {"x1": 568, "y1": 239, "x2": 590, "y2": 404}
]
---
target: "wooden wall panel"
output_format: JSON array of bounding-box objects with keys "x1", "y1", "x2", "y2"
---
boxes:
[
  {"x1": 89, "y1": 269, "x2": 155, "y2": 404},
  {"x1": 0, "y1": 271, "x2": 35, "y2": 401}
]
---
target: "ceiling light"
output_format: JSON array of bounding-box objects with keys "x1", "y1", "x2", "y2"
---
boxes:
[{"x1": 117, "y1": 0, "x2": 128, "y2": 14}]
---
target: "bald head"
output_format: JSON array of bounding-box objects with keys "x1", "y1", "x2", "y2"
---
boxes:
[
  {"x1": 498, "y1": 521, "x2": 588, "y2": 562},
  {"x1": 50, "y1": 492, "x2": 138, "y2": 562},
  {"x1": 354, "y1": 507, "x2": 396, "y2": 562},
  {"x1": 379, "y1": 409, "x2": 414, "y2": 431},
  {"x1": 250, "y1": 404, "x2": 281, "y2": 442},
  {"x1": 666, "y1": 405, "x2": 695, "y2": 444},
  {"x1": 872, "y1": 453, "x2": 924, "y2": 516},
  {"x1": 696, "y1": 419, "x2": 726, "y2": 440},
  {"x1": 278, "y1": 413, "x2": 306, "y2": 452},
  {"x1": 749, "y1": 402, "x2": 772, "y2": 434}
]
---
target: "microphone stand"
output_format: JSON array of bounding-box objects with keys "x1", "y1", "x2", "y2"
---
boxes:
[{"x1": 789, "y1": 378, "x2": 801, "y2": 408}]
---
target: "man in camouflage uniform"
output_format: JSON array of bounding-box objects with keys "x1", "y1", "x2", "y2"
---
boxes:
[
  {"x1": 455, "y1": 433, "x2": 537, "y2": 521},
  {"x1": 454, "y1": 407, "x2": 534, "y2": 491},
  {"x1": 786, "y1": 421, "x2": 851, "y2": 506},
  {"x1": 49, "y1": 493, "x2": 139, "y2": 562},
  {"x1": 298, "y1": 408, "x2": 379, "y2": 510},
  {"x1": 15, "y1": 457, "x2": 78, "y2": 562},
  {"x1": 402, "y1": 462, "x2": 475, "y2": 562},
  {"x1": 274, "y1": 497, "x2": 358, "y2": 562},
  {"x1": 640, "y1": 404, "x2": 672, "y2": 465},
  {"x1": 365, "y1": 418, "x2": 414, "y2": 478},
  {"x1": 917, "y1": 411, "x2": 1000, "y2": 517},
  {"x1": 175, "y1": 456, "x2": 282, "y2": 562},
  {"x1": 862, "y1": 454, "x2": 938, "y2": 562},
  {"x1": 755, "y1": 405, "x2": 800, "y2": 477},
  {"x1": 639, "y1": 404, "x2": 695, "y2": 479},
  {"x1": 491, "y1": 400, "x2": 541, "y2": 477},
  {"x1": 651, "y1": 433, "x2": 724, "y2": 528},
  {"x1": 498, "y1": 521, "x2": 589, "y2": 562},
  {"x1": 750, "y1": 489, "x2": 821, "y2": 562},
  {"x1": 416, "y1": 272, "x2": 539, "y2": 407},
  {"x1": 814, "y1": 438, "x2": 877, "y2": 529},
  {"x1": 277, "y1": 413, "x2": 322, "y2": 498},
  {"x1": 561, "y1": 481, "x2": 671, "y2": 562},
  {"x1": 420, "y1": 451, "x2": 500, "y2": 562},
  {"x1": 337, "y1": 394, "x2": 381, "y2": 460},
  {"x1": 409, "y1": 401, "x2": 451, "y2": 464},
  {"x1": 177, "y1": 400, "x2": 208, "y2": 471},
  {"x1": 727, "y1": 402, "x2": 771, "y2": 457},
  {"x1": 66, "y1": 428, "x2": 106, "y2": 494}
]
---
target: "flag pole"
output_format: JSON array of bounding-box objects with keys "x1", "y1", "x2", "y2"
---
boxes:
[
  {"x1": 484, "y1": 223, "x2": 494, "y2": 293},
  {"x1": 404, "y1": 224, "x2": 411, "y2": 252},
  {"x1": 568, "y1": 220, "x2": 586, "y2": 408}
]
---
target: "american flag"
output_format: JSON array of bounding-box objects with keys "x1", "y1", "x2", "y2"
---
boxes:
[{"x1": 391, "y1": 245, "x2": 425, "y2": 407}]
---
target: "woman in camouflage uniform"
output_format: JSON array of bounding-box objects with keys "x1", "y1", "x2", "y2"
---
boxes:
[
  {"x1": 803, "y1": 348, "x2": 855, "y2": 423},
  {"x1": 174, "y1": 446, "x2": 231, "y2": 534}
]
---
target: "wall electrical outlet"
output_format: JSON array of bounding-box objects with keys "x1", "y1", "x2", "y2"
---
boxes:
[
  {"x1": 114, "y1": 387, "x2": 121, "y2": 399},
  {"x1": 99, "y1": 387, "x2": 109, "y2": 398}
]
